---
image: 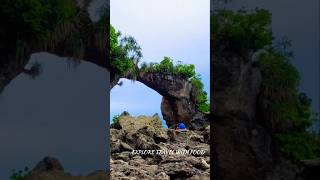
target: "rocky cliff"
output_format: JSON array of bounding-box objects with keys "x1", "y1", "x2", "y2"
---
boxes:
[
  {"x1": 110, "y1": 112, "x2": 210, "y2": 179},
  {"x1": 211, "y1": 31, "x2": 320, "y2": 179},
  {"x1": 135, "y1": 71, "x2": 209, "y2": 130}
]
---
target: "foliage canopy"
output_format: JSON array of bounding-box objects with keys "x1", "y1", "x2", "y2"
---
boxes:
[
  {"x1": 140, "y1": 57, "x2": 209, "y2": 113},
  {"x1": 110, "y1": 25, "x2": 142, "y2": 77},
  {"x1": 211, "y1": 8, "x2": 273, "y2": 52},
  {"x1": 256, "y1": 18, "x2": 318, "y2": 162},
  {"x1": 0, "y1": 0, "x2": 78, "y2": 40}
]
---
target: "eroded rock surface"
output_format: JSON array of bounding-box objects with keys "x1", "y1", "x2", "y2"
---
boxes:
[
  {"x1": 110, "y1": 113, "x2": 210, "y2": 179},
  {"x1": 136, "y1": 72, "x2": 209, "y2": 130},
  {"x1": 211, "y1": 33, "x2": 306, "y2": 180}
]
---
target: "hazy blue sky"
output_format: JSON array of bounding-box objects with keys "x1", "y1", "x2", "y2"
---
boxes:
[{"x1": 110, "y1": 0, "x2": 210, "y2": 126}]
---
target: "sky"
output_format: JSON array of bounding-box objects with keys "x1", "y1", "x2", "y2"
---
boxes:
[{"x1": 110, "y1": 0, "x2": 210, "y2": 126}]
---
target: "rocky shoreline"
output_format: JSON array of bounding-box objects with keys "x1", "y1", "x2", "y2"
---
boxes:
[
  {"x1": 110, "y1": 112, "x2": 210, "y2": 179},
  {"x1": 22, "y1": 112, "x2": 210, "y2": 180}
]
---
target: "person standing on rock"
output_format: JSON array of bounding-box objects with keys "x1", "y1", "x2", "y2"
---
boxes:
[
  {"x1": 175, "y1": 122, "x2": 187, "y2": 132},
  {"x1": 175, "y1": 123, "x2": 189, "y2": 145}
]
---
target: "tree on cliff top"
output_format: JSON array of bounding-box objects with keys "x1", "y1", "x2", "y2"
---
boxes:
[
  {"x1": 110, "y1": 26, "x2": 210, "y2": 113},
  {"x1": 110, "y1": 25, "x2": 142, "y2": 78}
]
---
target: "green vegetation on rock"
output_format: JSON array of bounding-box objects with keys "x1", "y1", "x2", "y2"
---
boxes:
[
  {"x1": 191, "y1": 75, "x2": 210, "y2": 113},
  {"x1": 0, "y1": 0, "x2": 78, "y2": 41},
  {"x1": 212, "y1": 8, "x2": 320, "y2": 161},
  {"x1": 112, "y1": 114, "x2": 120, "y2": 125},
  {"x1": 140, "y1": 57, "x2": 195, "y2": 78},
  {"x1": 9, "y1": 167, "x2": 29, "y2": 180},
  {"x1": 0, "y1": 0, "x2": 107, "y2": 64},
  {"x1": 140, "y1": 57, "x2": 209, "y2": 113},
  {"x1": 275, "y1": 132, "x2": 320, "y2": 160},
  {"x1": 258, "y1": 48, "x2": 319, "y2": 161},
  {"x1": 110, "y1": 25, "x2": 142, "y2": 77},
  {"x1": 110, "y1": 26, "x2": 210, "y2": 113},
  {"x1": 211, "y1": 8, "x2": 273, "y2": 52}
]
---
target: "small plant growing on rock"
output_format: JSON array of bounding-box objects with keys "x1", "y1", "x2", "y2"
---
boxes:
[
  {"x1": 112, "y1": 114, "x2": 120, "y2": 124},
  {"x1": 9, "y1": 167, "x2": 29, "y2": 180}
]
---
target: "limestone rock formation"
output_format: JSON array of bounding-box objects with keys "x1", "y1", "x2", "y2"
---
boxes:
[
  {"x1": 110, "y1": 113, "x2": 210, "y2": 179},
  {"x1": 211, "y1": 33, "x2": 306, "y2": 180},
  {"x1": 212, "y1": 53, "x2": 262, "y2": 121},
  {"x1": 136, "y1": 71, "x2": 209, "y2": 130}
]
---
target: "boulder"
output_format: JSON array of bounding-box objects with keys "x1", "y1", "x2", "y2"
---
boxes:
[{"x1": 117, "y1": 113, "x2": 168, "y2": 149}]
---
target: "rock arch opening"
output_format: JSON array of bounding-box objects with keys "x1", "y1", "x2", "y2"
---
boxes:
[
  {"x1": 111, "y1": 71, "x2": 209, "y2": 130},
  {"x1": 0, "y1": 52, "x2": 108, "y2": 178},
  {"x1": 111, "y1": 78, "x2": 168, "y2": 128}
]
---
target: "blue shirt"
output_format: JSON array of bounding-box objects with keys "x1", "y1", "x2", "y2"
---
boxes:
[{"x1": 178, "y1": 123, "x2": 186, "y2": 130}]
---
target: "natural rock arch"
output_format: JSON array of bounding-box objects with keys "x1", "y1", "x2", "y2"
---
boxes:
[
  {"x1": 0, "y1": 0, "x2": 208, "y2": 130},
  {"x1": 1, "y1": 52, "x2": 208, "y2": 131},
  {"x1": 1, "y1": 41, "x2": 208, "y2": 131},
  {"x1": 112, "y1": 70, "x2": 209, "y2": 130},
  {"x1": 0, "y1": 0, "x2": 108, "y2": 93}
]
